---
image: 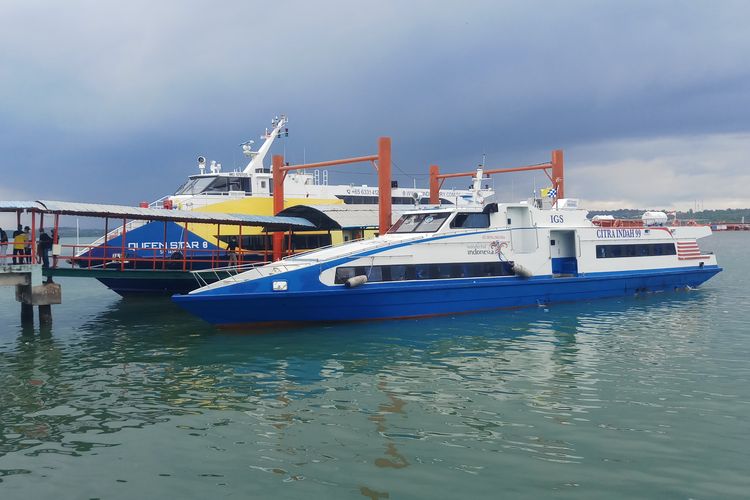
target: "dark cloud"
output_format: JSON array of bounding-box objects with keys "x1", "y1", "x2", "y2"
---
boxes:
[{"x1": 1, "y1": 0, "x2": 749, "y2": 210}]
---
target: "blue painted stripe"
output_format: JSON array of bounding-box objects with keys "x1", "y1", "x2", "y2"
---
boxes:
[{"x1": 173, "y1": 265, "x2": 722, "y2": 326}]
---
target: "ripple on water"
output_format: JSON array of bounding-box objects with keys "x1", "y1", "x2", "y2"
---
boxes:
[{"x1": 0, "y1": 235, "x2": 749, "y2": 498}]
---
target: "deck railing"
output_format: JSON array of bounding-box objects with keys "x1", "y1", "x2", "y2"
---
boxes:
[{"x1": 50, "y1": 243, "x2": 316, "y2": 273}]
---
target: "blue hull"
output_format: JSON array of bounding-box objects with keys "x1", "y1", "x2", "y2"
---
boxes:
[
  {"x1": 97, "y1": 277, "x2": 199, "y2": 296},
  {"x1": 172, "y1": 266, "x2": 721, "y2": 327}
]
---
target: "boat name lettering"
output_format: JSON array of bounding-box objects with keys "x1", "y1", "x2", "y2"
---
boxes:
[
  {"x1": 467, "y1": 248, "x2": 497, "y2": 255},
  {"x1": 596, "y1": 229, "x2": 643, "y2": 238},
  {"x1": 466, "y1": 240, "x2": 507, "y2": 258},
  {"x1": 347, "y1": 187, "x2": 379, "y2": 195},
  {"x1": 467, "y1": 242, "x2": 493, "y2": 255},
  {"x1": 345, "y1": 187, "x2": 463, "y2": 196},
  {"x1": 127, "y1": 241, "x2": 209, "y2": 249}
]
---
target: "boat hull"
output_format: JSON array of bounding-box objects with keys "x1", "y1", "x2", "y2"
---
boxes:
[{"x1": 172, "y1": 265, "x2": 721, "y2": 327}]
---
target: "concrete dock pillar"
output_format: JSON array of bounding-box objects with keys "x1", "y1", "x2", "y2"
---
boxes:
[
  {"x1": 21, "y1": 303, "x2": 34, "y2": 323},
  {"x1": 39, "y1": 304, "x2": 53, "y2": 325},
  {"x1": 16, "y1": 282, "x2": 61, "y2": 324},
  {"x1": 3, "y1": 265, "x2": 62, "y2": 328}
]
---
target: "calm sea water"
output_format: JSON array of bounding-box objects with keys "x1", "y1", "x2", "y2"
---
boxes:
[{"x1": 0, "y1": 233, "x2": 748, "y2": 499}]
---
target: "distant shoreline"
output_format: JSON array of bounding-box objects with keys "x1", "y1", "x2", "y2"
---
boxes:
[{"x1": 588, "y1": 208, "x2": 750, "y2": 223}]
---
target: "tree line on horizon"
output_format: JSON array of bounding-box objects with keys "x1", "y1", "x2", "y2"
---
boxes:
[{"x1": 587, "y1": 208, "x2": 750, "y2": 223}]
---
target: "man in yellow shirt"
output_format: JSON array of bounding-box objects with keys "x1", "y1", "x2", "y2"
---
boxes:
[{"x1": 13, "y1": 225, "x2": 27, "y2": 265}]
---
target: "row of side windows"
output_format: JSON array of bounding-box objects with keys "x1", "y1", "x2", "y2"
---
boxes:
[
  {"x1": 217, "y1": 234, "x2": 332, "y2": 251},
  {"x1": 335, "y1": 195, "x2": 454, "y2": 205},
  {"x1": 334, "y1": 261, "x2": 515, "y2": 284},
  {"x1": 596, "y1": 243, "x2": 676, "y2": 259}
]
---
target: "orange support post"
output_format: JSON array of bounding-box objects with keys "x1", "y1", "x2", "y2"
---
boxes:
[
  {"x1": 183, "y1": 222, "x2": 188, "y2": 271},
  {"x1": 31, "y1": 211, "x2": 36, "y2": 264},
  {"x1": 551, "y1": 149, "x2": 564, "y2": 199},
  {"x1": 429, "y1": 165, "x2": 440, "y2": 204},
  {"x1": 377, "y1": 137, "x2": 392, "y2": 235},
  {"x1": 120, "y1": 218, "x2": 127, "y2": 272},
  {"x1": 52, "y1": 214, "x2": 59, "y2": 268},
  {"x1": 429, "y1": 150, "x2": 565, "y2": 203},
  {"x1": 271, "y1": 138, "x2": 390, "y2": 257},
  {"x1": 272, "y1": 154, "x2": 286, "y2": 261}
]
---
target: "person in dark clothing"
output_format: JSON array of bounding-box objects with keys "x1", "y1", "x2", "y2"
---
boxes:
[
  {"x1": 23, "y1": 226, "x2": 31, "y2": 263},
  {"x1": 227, "y1": 236, "x2": 238, "y2": 265},
  {"x1": 0, "y1": 227, "x2": 7, "y2": 262},
  {"x1": 38, "y1": 228, "x2": 53, "y2": 268}
]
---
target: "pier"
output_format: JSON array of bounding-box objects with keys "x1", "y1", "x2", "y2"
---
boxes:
[
  {"x1": 1, "y1": 200, "x2": 314, "y2": 321},
  {"x1": 0, "y1": 262, "x2": 60, "y2": 325}
]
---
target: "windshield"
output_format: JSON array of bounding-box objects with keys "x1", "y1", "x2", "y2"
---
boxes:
[
  {"x1": 388, "y1": 212, "x2": 450, "y2": 233},
  {"x1": 174, "y1": 176, "x2": 215, "y2": 196}
]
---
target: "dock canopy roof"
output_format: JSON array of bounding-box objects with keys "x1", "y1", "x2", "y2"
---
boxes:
[
  {"x1": 277, "y1": 204, "x2": 410, "y2": 230},
  {"x1": 0, "y1": 200, "x2": 314, "y2": 231}
]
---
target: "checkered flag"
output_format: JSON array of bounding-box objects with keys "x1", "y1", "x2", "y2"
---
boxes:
[{"x1": 547, "y1": 188, "x2": 557, "y2": 199}]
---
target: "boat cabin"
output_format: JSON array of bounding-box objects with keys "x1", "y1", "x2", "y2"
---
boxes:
[{"x1": 174, "y1": 173, "x2": 255, "y2": 197}]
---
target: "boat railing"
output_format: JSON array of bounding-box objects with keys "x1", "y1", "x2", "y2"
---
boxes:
[
  {"x1": 591, "y1": 218, "x2": 645, "y2": 228},
  {"x1": 85, "y1": 195, "x2": 178, "y2": 252},
  {"x1": 148, "y1": 196, "x2": 170, "y2": 209},
  {"x1": 190, "y1": 261, "x2": 302, "y2": 287},
  {"x1": 56, "y1": 242, "x2": 274, "y2": 273},
  {"x1": 281, "y1": 234, "x2": 428, "y2": 263},
  {"x1": 190, "y1": 262, "x2": 266, "y2": 288}
]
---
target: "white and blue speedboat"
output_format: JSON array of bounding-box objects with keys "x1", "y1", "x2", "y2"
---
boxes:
[{"x1": 172, "y1": 187, "x2": 722, "y2": 327}]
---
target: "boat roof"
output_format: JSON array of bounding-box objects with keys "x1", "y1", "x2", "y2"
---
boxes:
[
  {"x1": 278, "y1": 204, "x2": 412, "y2": 230},
  {"x1": 0, "y1": 200, "x2": 315, "y2": 231}
]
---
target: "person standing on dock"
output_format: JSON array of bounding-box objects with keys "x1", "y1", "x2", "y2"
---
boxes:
[
  {"x1": 23, "y1": 226, "x2": 32, "y2": 263},
  {"x1": 12, "y1": 225, "x2": 26, "y2": 265},
  {"x1": 227, "y1": 236, "x2": 238, "y2": 266},
  {"x1": 0, "y1": 227, "x2": 7, "y2": 261},
  {"x1": 38, "y1": 228, "x2": 53, "y2": 268}
]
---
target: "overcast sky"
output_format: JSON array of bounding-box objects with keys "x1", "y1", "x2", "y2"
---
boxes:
[{"x1": 2, "y1": 0, "x2": 749, "y2": 223}]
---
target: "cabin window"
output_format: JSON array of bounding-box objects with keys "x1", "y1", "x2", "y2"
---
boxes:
[
  {"x1": 201, "y1": 177, "x2": 230, "y2": 193},
  {"x1": 388, "y1": 213, "x2": 450, "y2": 233},
  {"x1": 595, "y1": 243, "x2": 676, "y2": 259},
  {"x1": 216, "y1": 233, "x2": 331, "y2": 252},
  {"x1": 335, "y1": 267, "x2": 357, "y2": 283},
  {"x1": 450, "y1": 213, "x2": 490, "y2": 229},
  {"x1": 174, "y1": 176, "x2": 214, "y2": 195},
  {"x1": 387, "y1": 265, "x2": 409, "y2": 281},
  {"x1": 333, "y1": 261, "x2": 515, "y2": 284},
  {"x1": 336, "y1": 195, "x2": 454, "y2": 205}
]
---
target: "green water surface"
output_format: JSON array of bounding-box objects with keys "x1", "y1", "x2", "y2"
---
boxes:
[{"x1": 0, "y1": 233, "x2": 748, "y2": 499}]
